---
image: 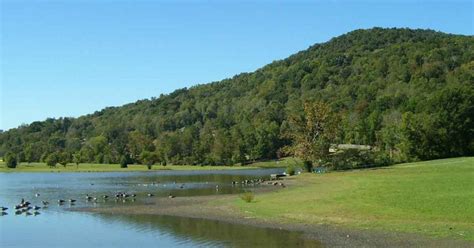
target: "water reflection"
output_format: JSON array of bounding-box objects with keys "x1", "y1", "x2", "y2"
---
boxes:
[{"x1": 96, "y1": 214, "x2": 322, "y2": 248}]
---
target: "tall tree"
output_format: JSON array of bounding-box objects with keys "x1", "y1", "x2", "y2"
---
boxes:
[{"x1": 284, "y1": 101, "x2": 340, "y2": 169}]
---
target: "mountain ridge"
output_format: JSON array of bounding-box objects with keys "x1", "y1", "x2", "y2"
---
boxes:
[{"x1": 1, "y1": 27, "x2": 473, "y2": 167}]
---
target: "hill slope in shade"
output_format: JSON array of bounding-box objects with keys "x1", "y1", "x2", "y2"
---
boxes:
[{"x1": 1, "y1": 28, "x2": 473, "y2": 166}]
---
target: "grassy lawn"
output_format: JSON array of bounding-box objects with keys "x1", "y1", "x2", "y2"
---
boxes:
[
  {"x1": 0, "y1": 158, "x2": 292, "y2": 172},
  {"x1": 233, "y1": 157, "x2": 474, "y2": 240}
]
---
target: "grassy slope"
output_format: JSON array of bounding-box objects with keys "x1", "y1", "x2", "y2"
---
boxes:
[
  {"x1": 0, "y1": 157, "x2": 297, "y2": 172},
  {"x1": 233, "y1": 157, "x2": 474, "y2": 240}
]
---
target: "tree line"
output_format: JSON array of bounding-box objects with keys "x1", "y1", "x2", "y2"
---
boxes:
[{"x1": 1, "y1": 28, "x2": 473, "y2": 169}]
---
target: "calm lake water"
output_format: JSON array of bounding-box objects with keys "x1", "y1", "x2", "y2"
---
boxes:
[{"x1": 0, "y1": 169, "x2": 321, "y2": 247}]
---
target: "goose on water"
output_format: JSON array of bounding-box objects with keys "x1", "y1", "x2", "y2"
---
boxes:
[
  {"x1": 42, "y1": 201, "x2": 49, "y2": 205},
  {"x1": 33, "y1": 206, "x2": 41, "y2": 211},
  {"x1": 85, "y1": 194, "x2": 93, "y2": 201},
  {"x1": 69, "y1": 199, "x2": 76, "y2": 203},
  {"x1": 35, "y1": 193, "x2": 40, "y2": 197},
  {"x1": 58, "y1": 199, "x2": 65, "y2": 204},
  {"x1": 1, "y1": 207, "x2": 8, "y2": 211}
]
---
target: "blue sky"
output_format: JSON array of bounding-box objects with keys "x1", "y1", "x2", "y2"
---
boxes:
[{"x1": 1, "y1": 0, "x2": 472, "y2": 130}]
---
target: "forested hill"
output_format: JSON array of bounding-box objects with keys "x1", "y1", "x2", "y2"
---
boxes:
[{"x1": 1, "y1": 28, "x2": 473, "y2": 166}]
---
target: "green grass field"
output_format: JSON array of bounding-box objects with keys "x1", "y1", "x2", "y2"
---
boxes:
[
  {"x1": 0, "y1": 158, "x2": 294, "y2": 172},
  {"x1": 234, "y1": 157, "x2": 474, "y2": 240}
]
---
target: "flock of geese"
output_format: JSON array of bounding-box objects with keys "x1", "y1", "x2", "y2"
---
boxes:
[
  {"x1": 0, "y1": 191, "x2": 177, "y2": 216},
  {"x1": 1, "y1": 177, "x2": 283, "y2": 217}
]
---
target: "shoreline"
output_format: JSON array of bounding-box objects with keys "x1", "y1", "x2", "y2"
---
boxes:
[
  {"x1": 0, "y1": 159, "x2": 293, "y2": 173},
  {"x1": 76, "y1": 183, "x2": 472, "y2": 247}
]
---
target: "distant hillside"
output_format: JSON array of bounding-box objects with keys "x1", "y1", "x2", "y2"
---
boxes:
[{"x1": 1, "y1": 28, "x2": 473, "y2": 166}]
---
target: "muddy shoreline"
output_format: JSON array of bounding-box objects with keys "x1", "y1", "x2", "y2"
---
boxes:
[{"x1": 76, "y1": 183, "x2": 472, "y2": 247}]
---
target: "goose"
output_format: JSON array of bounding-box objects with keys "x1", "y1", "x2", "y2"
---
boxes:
[
  {"x1": 102, "y1": 195, "x2": 109, "y2": 199},
  {"x1": 15, "y1": 205, "x2": 22, "y2": 210},
  {"x1": 35, "y1": 193, "x2": 40, "y2": 197},
  {"x1": 25, "y1": 206, "x2": 32, "y2": 211},
  {"x1": 42, "y1": 201, "x2": 49, "y2": 206},
  {"x1": 33, "y1": 206, "x2": 41, "y2": 211},
  {"x1": 0, "y1": 212, "x2": 7, "y2": 216},
  {"x1": 1, "y1": 207, "x2": 8, "y2": 211},
  {"x1": 131, "y1": 194, "x2": 137, "y2": 198},
  {"x1": 69, "y1": 199, "x2": 76, "y2": 203},
  {"x1": 58, "y1": 199, "x2": 65, "y2": 204},
  {"x1": 33, "y1": 211, "x2": 40, "y2": 216},
  {"x1": 15, "y1": 210, "x2": 22, "y2": 215},
  {"x1": 85, "y1": 194, "x2": 93, "y2": 201},
  {"x1": 20, "y1": 198, "x2": 25, "y2": 204},
  {"x1": 147, "y1": 193, "x2": 154, "y2": 197},
  {"x1": 25, "y1": 212, "x2": 32, "y2": 216},
  {"x1": 168, "y1": 193, "x2": 175, "y2": 199},
  {"x1": 180, "y1": 184, "x2": 185, "y2": 189},
  {"x1": 23, "y1": 201, "x2": 31, "y2": 207}
]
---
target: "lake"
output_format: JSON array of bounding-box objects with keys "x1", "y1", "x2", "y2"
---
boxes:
[{"x1": 0, "y1": 169, "x2": 321, "y2": 247}]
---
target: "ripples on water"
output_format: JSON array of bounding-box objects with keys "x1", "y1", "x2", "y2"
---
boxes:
[{"x1": 0, "y1": 169, "x2": 321, "y2": 247}]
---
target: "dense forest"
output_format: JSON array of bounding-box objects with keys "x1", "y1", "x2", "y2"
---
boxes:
[{"x1": 1, "y1": 28, "x2": 473, "y2": 168}]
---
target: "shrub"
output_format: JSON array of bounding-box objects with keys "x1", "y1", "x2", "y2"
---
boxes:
[
  {"x1": 303, "y1": 160, "x2": 313, "y2": 172},
  {"x1": 120, "y1": 156, "x2": 128, "y2": 168},
  {"x1": 147, "y1": 164, "x2": 152, "y2": 170},
  {"x1": 45, "y1": 153, "x2": 59, "y2": 167},
  {"x1": 5, "y1": 152, "x2": 18, "y2": 168},
  {"x1": 239, "y1": 192, "x2": 255, "y2": 203},
  {"x1": 286, "y1": 164, "x2": 296, "y2": 176}
]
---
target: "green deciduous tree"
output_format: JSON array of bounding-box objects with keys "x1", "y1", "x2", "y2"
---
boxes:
[
  {"x1": 5, "y1": 152, "x2": 18, "y2": 168},
  {"x1": 45, "y1": 152, "x2": 59, "y2": 167}
]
